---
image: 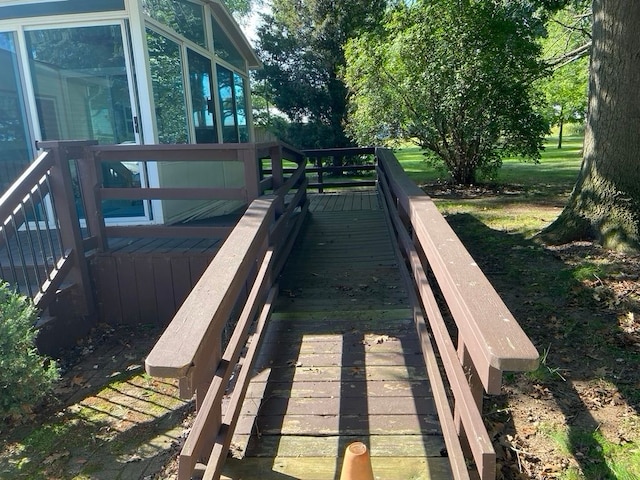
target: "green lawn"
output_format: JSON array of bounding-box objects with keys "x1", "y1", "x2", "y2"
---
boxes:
[{"x1": 394, "y1": 135, "x2": 584, "y2": 187}]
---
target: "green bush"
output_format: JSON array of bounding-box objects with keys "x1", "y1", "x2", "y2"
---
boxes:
[{"x1": 0, "y1": 282, "x2": 59, "y2": 420}]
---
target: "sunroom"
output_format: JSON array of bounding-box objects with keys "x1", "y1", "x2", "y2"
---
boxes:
[{"x1": 0, "y1": 0, "x2": 261, "y2": 224}]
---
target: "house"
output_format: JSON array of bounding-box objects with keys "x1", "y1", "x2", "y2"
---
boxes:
[{"x1": 0, "y1": 0, "x2": 261, "y2": 224}]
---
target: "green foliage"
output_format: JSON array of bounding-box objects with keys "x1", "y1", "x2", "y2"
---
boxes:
[
  {"x1": 536, "y1": 3, "x2": 590, "y2": 144},
  {"x1": 344, "y1": 0, "x2": 549, "y2": 184},
  {"x1": 223, "y1": 0, "x2": 255, "y2": 18},
  {"x1": 0, "y1": 283, "x2": 59, "y2": 420},
  {"x1": 254, "y1": 0, "x2": 387, "y2": 149}
]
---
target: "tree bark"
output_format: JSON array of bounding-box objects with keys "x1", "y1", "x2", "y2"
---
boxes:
[{"x1": 540, "y1": 1, "x2": 640, "y2": 252}]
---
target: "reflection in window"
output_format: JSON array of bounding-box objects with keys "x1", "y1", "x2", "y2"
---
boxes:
[
  {"x1": 211, "y1": 14, "x2": 245, "y2": 70},
  {"x1": 25, "y1": 25, "x2": 135, "y2": 145},
  {"x1": 217, "y1": 65, "x2": 237, "y2": 143},
  {"x1": 143, "y1": 0, "x2": 206, "y2": 48},
  {"x1": 25, "y1": 25, "x2": 143, "y2": 218},
  {"x1": 0, "y1": 32, "x2": 32, "y2": 191},
  {"x1": 147, "y1": 28, "x2": 189, "y2": 144},
  {"x1": 217, "y1": 65, "x2": 249, "y2": 143},
  {"x1": 234, "y1": 73, "x2": 248, "y2": 142},
  {"x1": 188, "y1": 49, "x2": 217, "y2": 143}
]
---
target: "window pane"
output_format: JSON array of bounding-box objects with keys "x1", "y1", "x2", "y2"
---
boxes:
[
  {"x1": 0, "y1": 32, "x2": 32, "y2": 191},
  {"x1": 188, "y1": 49, "x2": 217, "y2": 143},
  {"x1": 217, "y1": 65, "x2": 237, "y2": 143},
  {"x1": 147, "y1": 29, "x2": 189, "y2": 144},
  {"x1": 26, "y1": 25, "x2": 136, "y2": 145},
  {"x1": 211, "y1": 14, "x2": 245, "y2": 70},
  {"x1": 143, "y1": 0, "x2": 206, "y2": 48},
  {"x1": 234, "y1": 73, "x2": 248, "y2": 143}
]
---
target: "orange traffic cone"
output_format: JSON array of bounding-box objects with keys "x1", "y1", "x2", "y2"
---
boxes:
[{"x1": 339, "y1": 442, "x2": 374, "y2": 480}]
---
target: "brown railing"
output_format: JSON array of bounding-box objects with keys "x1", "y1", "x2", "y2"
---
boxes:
[
  {"x1": 376, "y1": 147, "x2": 539, "y2": 479},
  {"x1": 0, "y1": 140, "x2": 304, "y2": 338},
  {"x1": 0, "y1": 141, "x2": 94, "y2": 318},
  {"x1": 302, "y1": 146, "x2": 376, "y2": 192},
  {"x1": 145, "y1": 146, "x2": 307, "y2": 480},
  {"x1": 74, "y1": 141, "x2": 305, "y2": 252}
]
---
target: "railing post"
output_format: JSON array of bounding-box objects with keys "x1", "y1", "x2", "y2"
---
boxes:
[
  {"x1": 76, "y1": 145, "x2": 108, "y2": 251},
  {"x1": 316, "y1": 156, "x2": 324, "y2": 193},
  {"x1": 41, "y1": 140, "x2": 97, "y2": 318},
  {"x1": 244, "y1": 145, "x2": 261, "y2": 202},
  {"x1": 270, "y1": 145, "x2": 285, "y2": 216}
]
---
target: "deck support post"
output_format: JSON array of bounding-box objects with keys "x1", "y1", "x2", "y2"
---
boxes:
[{"x1": 42, "y1": 140, "x2": 97, "y2": 319}]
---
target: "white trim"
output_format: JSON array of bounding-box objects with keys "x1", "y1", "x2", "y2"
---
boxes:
[{"x1": 0, "y1": 10, "x2": 128, "y2": 30}]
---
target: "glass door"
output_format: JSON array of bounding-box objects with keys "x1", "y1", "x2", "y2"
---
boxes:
[{"x1": 25, "y1": 22, "x2": 145, "y2": 221}]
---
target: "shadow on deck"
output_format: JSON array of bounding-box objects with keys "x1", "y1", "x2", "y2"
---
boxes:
[{"x1": 225, "y1": 191, "x2": 451, "y2": 479}]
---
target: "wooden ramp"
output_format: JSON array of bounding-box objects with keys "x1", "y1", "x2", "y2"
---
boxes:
[{"x1": 224, "y1": 191, "x2": 451, "y2": 479}]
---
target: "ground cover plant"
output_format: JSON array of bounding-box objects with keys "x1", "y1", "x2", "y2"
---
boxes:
[{"x1": 397, "y1": 135, "x2": 640, "y2": 478}]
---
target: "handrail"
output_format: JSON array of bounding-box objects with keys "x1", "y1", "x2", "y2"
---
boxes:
[
  {"x1": 0, "y1": 141, "x2": 94, "y2": 318},
  {"x1": 145, "y1": 146, "x2": 308, "y2": 480},
  {"x1": 376, "y1": 147, "x2": 539, "y2": 479}
]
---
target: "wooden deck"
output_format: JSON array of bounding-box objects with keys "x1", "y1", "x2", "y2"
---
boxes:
[{"x1": 224, "y1": 191, "x2": 451, "y2": 479}]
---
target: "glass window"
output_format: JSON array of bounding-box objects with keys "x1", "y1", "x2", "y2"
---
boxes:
[
  {"x1": 0, "y1": 32, "x2": 32, "y2": 192},
  {"x1": 0, "y1": 0, "x2": 124, "y2": 20},
  {"x1": 217, "y1": 65, "x2": 237, "y2": 143},
  {"x1": 234, "y1": 73, "x2": 248, "y2": 142},
  {"x1": 146, "y1": 28, "x2": 189, "y2": 144},
  {"x1": 211, "y1": 14, "x2": 245, "y2": 70},
  {"x1": 143, "y1": 0, "x2": 206, "y2": 49},
  {"x1": 188, "y1": 49, "x2": 217, "y2": 143},
  {"x1": 26, "y1": 25, "x2": 136, "y2": 145}
]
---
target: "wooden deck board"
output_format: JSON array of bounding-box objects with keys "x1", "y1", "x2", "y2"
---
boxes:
[{"x1": 231, "y1": 191, "x2": 451, "y2": 479}]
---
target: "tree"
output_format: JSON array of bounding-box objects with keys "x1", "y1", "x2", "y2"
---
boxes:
[
  {"x1": 537, "y1": 2, "x2": 590, "y2": 148},
  {"x1": 540, "y1": 1, "x2": 640, "y2": 251},
  {"x1": 255, "y1": 0, "x2": 386, "y2": 149},
  {"x1": 344, "y1": 0, "x2": 549, "y2": 185},
  {"x1": 224, "y1": 0, "x2": 255, "y2": 18}
]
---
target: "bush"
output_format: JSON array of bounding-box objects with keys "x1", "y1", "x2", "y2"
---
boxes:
[{"x1": 0, "y1": 283, "x2": 59, "y2": 421}]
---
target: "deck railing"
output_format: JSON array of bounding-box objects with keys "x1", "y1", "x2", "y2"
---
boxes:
[
  {"x1": 145, "y1": 146, "x2": 308, "y2": 480},
  {"x1": 0, "y1": 142, "x2": 94, "y2": 318},
  {"x1": 0, "y1": 140, "x2": 304, "y2": 341},
  {"x1": 303, "y1": 146, "x2": 377, "y2": 192},
  {"x1": 376, "y1": 147, "x2": 539, "y2": 479}
]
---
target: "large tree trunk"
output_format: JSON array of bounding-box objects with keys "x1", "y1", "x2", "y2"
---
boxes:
[{"x1": 540, "y1": 1, "x2": 640, "y2": 251}]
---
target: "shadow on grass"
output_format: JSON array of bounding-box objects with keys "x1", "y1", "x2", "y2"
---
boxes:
[{"x1": 446, "y1": 213, "x2": 640, "y2": 479}]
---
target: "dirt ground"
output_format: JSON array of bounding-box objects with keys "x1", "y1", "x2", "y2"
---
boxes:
[{"x1": 431, "y1": 184, "x2": 640, "y2": 479}]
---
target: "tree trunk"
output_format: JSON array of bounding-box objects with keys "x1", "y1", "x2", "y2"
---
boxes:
[
  {"x1": 557, "y1": 111, "x2": 563, "y2": 149},
  {"x1": 540, "y1": 1, "x2": 640, "y2": 252}
]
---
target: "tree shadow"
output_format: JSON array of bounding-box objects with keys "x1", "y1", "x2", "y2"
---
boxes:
[{"x1": 445, "y1": 212, "x2": 639, "y2": 478}]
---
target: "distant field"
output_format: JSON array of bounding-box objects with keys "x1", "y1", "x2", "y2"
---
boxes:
[{"x1": 394, "y1": 135, "x2": 584, "y2": 187}]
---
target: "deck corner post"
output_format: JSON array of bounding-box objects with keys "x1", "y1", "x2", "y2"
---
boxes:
[
  {"x1": 77, "y1": 145, "x2": 108, "y2": 252},
  {"x1": 45, "y1": 140, "x2": 97, "y2": 318},
  {"x1": 244, "y1": 145, "x2": 261, "y2": 202}
]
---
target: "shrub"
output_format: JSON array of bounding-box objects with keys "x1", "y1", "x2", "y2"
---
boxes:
[{"x1": 0, "y1": 282, "x2": 59, "y2": 421}]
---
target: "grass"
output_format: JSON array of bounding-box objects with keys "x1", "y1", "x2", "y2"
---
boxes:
[
  {"x1": 394, "y1": 135, "x2": 584, "y2": 238},
  {"x1": 542, "y1": 425, "x2": 640, "y2": 479},
  {"x1": 394, "y1": 135, "x2": 584, "y2": 188}
]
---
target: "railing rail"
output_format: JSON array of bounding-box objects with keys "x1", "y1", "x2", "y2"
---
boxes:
[
  {"x1": 376, "y1": 147, "x2": 539, "y2": 479},
  {"x1": 0, "y1": 141, "x2": 94, "y2": 318},
  {"x1": 303, "y1": 146, "x2": 376, "y2": 192},
  {"x1": 145, "y1": 144, "x2": 307, "y2": 480}
]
